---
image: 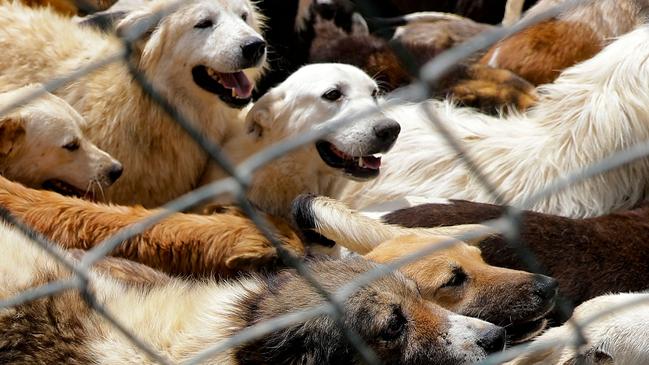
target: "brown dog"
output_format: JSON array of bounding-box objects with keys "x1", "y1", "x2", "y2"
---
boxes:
[
  {"x1": 292, "y1": 194, "x2": 558, "y2": 343},
  {"x1": 0, "y1": 176, "x2": 304, "y2": 277},
  {"x1": 382, "y1": 199, "x2": 649, "y2": 322}
]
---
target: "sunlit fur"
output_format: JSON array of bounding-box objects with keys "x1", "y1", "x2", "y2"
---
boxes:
[
  {"x1": 344, "y1": 26, "x2": 649, "y2": 218},
  {"x1": 0, "y1": 0, "x2": 266, "y2": 207}
]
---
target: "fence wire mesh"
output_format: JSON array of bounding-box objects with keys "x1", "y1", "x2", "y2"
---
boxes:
[{"x1": 1, "y1": 0, "x2": 648, "y2": 364}]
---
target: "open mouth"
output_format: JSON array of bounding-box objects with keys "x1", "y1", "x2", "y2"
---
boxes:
[
  {"x1": 316, "y1": 140, "x2": 383, "y2": 180},
  {"x1": 42, "y1": 179, "x2": 93, "y2": 199},
  {"x1": 192, "y1": 66, "x2": 253, "y2": 108}
]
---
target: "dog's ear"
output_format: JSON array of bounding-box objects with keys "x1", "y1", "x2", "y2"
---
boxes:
[
  {"x1": 116, "y1": 6, "x2": 166, "y2": 64},
  {"x1": 245, "y1": 89, "x2": 286, "y2": 139},
  {"x1": 0, "y1": 115, "x2": 26, "y2": 156}
]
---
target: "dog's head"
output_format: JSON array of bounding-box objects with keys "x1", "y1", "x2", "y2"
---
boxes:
[
  {"x1": 366, "y1": 235, "x2": 558, "y2": 344},
  {"x1": 116, "y1": 0, "x2": 266, "y2": 109},
  {"x1": 245, "y1": 63, "x2": 400, "y2": 181},
  {"x1": 0, "y1": 86, "x2": 122, "y2": 198},
  {"x1": 235, "y1": 257, "x2": 506, "y2": 364}
]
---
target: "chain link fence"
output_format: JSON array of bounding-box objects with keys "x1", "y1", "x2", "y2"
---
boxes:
[{"x1": 1, "y1": 0, "x2": 648, "y2": 363}]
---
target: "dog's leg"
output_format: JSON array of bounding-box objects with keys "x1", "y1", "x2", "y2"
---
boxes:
[{"x1": 292, "y1": 194, "x2": 493, "y2": 254}]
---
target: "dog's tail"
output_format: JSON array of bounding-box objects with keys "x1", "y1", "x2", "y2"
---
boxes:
[
  {"x1": 367, "y1": 11, "x2": 468, "y2": 29},
  {"x1": 292, "y1": 194, "x2": 492, "y2": 254}
]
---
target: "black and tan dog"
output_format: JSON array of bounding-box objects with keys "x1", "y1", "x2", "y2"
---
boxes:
[
  {"x1": 292, "y1": 194, "x2": 558, "y2": 343},
  {"x1": 1, "y1": 223, "x2": 507, "y2": 364}
]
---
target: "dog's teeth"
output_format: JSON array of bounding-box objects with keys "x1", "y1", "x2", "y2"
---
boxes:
[
  {"x1": 358, "y1": 156, "x2": 364, "y2": 167},
  {"x1": 232, "y1": 89, "x2": 237, "y2": 97},
  {"x1": 373, "y1": 153, "x2": 383, "y2": 159}
]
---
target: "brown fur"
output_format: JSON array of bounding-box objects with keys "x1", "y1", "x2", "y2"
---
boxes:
[
  {"x1": 480, "y1": 19, "x2": 602, "y2": 85},
  {"x1": 365, "y1": 235, "x2": 555, "y2": 343},
  {"x1": 383, "y1": 200, "x2": 649, "y2": 322},
  {"x1": 0, "y1": 115, "x2": 26, "y2": 156},
  {"x1": 18, "y1": 0, "x2": 117, "y2": 15},
  {"x1": 309, "y1": 20, "x2": 412, "y2": 91},
  {"x1": 0, "y1": 176, "x2": 305, "y2": 277},
  {"x1": 68, "y1": 249, "x2": 172, "y2": 286}
]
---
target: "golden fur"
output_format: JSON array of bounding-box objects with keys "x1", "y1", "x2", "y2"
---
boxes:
[
  {"x1": 0, "y1": 0, "x2": 266, "y2": 207},
  {"x1": 0, "y1": 176, "x2": 304, "y2": 277},
  {"x1": 18, "y1": 0, "x2": 117, "y2": 15}
]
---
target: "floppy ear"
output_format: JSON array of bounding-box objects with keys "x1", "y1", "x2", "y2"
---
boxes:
[
  {"x1": 245, "y1": 89, "x2": 286, "y2": 139},
  {"x1": 116, "y1": 7, "x2": 166, "y2": 65},
  {"x1": 0, "y1": 115, "x2": 26, "y2": 156}
]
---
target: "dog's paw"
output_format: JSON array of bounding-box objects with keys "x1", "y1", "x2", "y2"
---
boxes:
[{"x1": 225, "y1": 229, "x2": 306, "y2": 272}]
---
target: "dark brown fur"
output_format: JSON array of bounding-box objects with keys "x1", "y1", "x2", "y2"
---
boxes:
[
  {"x1": 383, "y1": 200, "x2": 649, "y2": 321},
  {"x1": 19, "y1": 0, "x2": 117, "y2": 15},
  {"x1": 0, "y1": 269, "x2": 93, "y2": 365},
  {"x1": 0, "y1": 176, "x2": 305, "y2": 278},
  {"x1": 480, "y1": 19, "x2": 603, "y2": 85}
]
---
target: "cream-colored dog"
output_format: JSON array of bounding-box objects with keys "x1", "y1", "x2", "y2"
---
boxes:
[
  {"x1": 0, "y1": 85, "x2": 122, "y2": 197},
  {"x1": 0, "y1": 0, "x2": 266, "y2": 207},
  {"x1": 204, "y1": 63, "x2": 400, "y2": 219}
]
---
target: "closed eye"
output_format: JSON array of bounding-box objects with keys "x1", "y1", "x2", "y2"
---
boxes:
[
  {"x1": 195, "y1": 19, "x2": 213, "y2": 29},
  {"x1": 441, "y1": 267, "x2": 467, "y2": 288},
  {"x1": 62, "y1": 140, "x2": 80, "y2": 152}
]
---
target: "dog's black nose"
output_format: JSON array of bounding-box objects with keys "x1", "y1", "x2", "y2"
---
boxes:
[
  {"x1": 533, "y1": 274, "x2": 559, "y2": 301},
  {"x1": 108, "y1": 163, "x2": 123, "y2": 183},
  {"x1": 477, "y1": 326, "x2": 506, "y2": 354},
  {"x1": 241, "y1": 37, "x2": 266, "y2": 66},
  {"x1": 373, "y1": 119, "x2": 401, "y2": 144}
]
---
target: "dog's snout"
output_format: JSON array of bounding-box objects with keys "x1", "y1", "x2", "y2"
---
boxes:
[
  {"x1": 532, "y1": 274, "x2": 559, "y2": 301},
  {"x1": 107, "y1": 163, "x2": 123, "y2": 184},
  {"x1": 477, "y1": 326, "x2": 506, "y2": 354},
  {"x1": 241, "y1": 37, "x2": 266, "y2": 66},
  {"x1": 373, "y1": 119, "x2": 401, "y2": 144}
]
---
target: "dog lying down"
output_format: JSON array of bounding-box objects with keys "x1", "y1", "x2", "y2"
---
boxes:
[
  {"x1": 0, "y1": 223, "x2": 507, "y2": 364},
  {"x1": 203, "y1": 63, "x2": 401, "y2": 220},
  {"x1": 292, "y1": 195, "x2": 559, "y2": 344},
  {"x1": 508, "y1": 292, "x2": 649, "y2": 365},
  {"x1": 0, "y1": 176, "x2": 304, "y2": 277},
  {"x1": 0, "y1": 85, "x2": 123, "y2": 198}
]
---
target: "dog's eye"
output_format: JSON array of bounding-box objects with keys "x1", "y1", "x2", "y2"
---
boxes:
[
  {"x1": 380, "y1": 307, "x2": 407, "y2": 341},
  {"x1": 62, "y1": 140, "x2": 80, "y2": 152},
  {"x1": 194, "y1": 19, "x2": 213, "y2": 29},
  {"x1": 241, "y1": 12, "x2": 248, "y2": 21},
  {"x1": 322, "y1": 89, "x2": 343, "y2": 101},
  {"x1": 371, "y1": 88, "x2": 380, "y2": 100},
  {"x1": 441, "y1": 267, "x2": 467, "y2": 288}
]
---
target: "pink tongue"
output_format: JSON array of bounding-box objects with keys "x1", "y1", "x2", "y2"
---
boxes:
[
  {"x1": 361, "y1": 156, "x2": 381, "y2": 169},
  {"x1": 218, "y1": 71, "x2": 253, "y2": 98}
]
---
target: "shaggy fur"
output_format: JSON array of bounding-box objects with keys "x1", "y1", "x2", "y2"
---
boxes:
[
  {"x1": 508, "y1": 292, "x2": 649, "y2": 365},
  {"x1": 342, "y1": 26, "x2": 649, "y2": 218},
  {"x1": 0, "y1": 85, "x2": 122, "y2": 196},
  {"x1": 292, "y1": 194, "x2": 557, "y2": 343},
  {"x1": 0, "y1": 176, "x2": 304, "y2": 277},
  {"x1": 383, "y1": 200, "x2": 649, "y2": 321},
  {"x1": 0, "y1": 224, "x2": 507, "y2": 364},
  {"x1": 204, "y1": 63, "x2": 400, "y2": 220},
  {"x1": 482, "y1": 0, "x2": 649, "y2": 85},
  {"x1": 0, "y1": 0, "x2": 266, "y2": 207}
]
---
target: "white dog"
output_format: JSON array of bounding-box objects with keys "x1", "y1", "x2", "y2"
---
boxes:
[
  {"x1": 0, "y1": 0, "x2": 266, "y2": 207},
  {"x1": 342, "y1": 25, "x2": 649, "y2": 218},
  {"x1": 0, "y1": 85, "x2": 122, "y2": 198},
  {"x1": 206, "y1": 63, "x2": 401, "y2": 219},
  {"x1": 0, "y1": 221, "x2": 506, "y2": 364},
  {"x1": 509, "y1": 292, "x2": 649, "y2": 365}
]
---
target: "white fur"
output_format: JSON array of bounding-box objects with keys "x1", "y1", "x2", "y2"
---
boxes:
[
  {"x1": 0, "y1": 0, "x2": 265, "y2": 207},
  {"x1": 205, "y1": 63, "x2": 396, "y2": 219},
  {"x1": 343, "y1": 26, "x2": 649, "y2": 218},
  {"x1": 509, "y1": 292, "x2": 649, "y2": 364},
  {"x1": 0, "y1": 85, "x2": 121, "y2": 192}
]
